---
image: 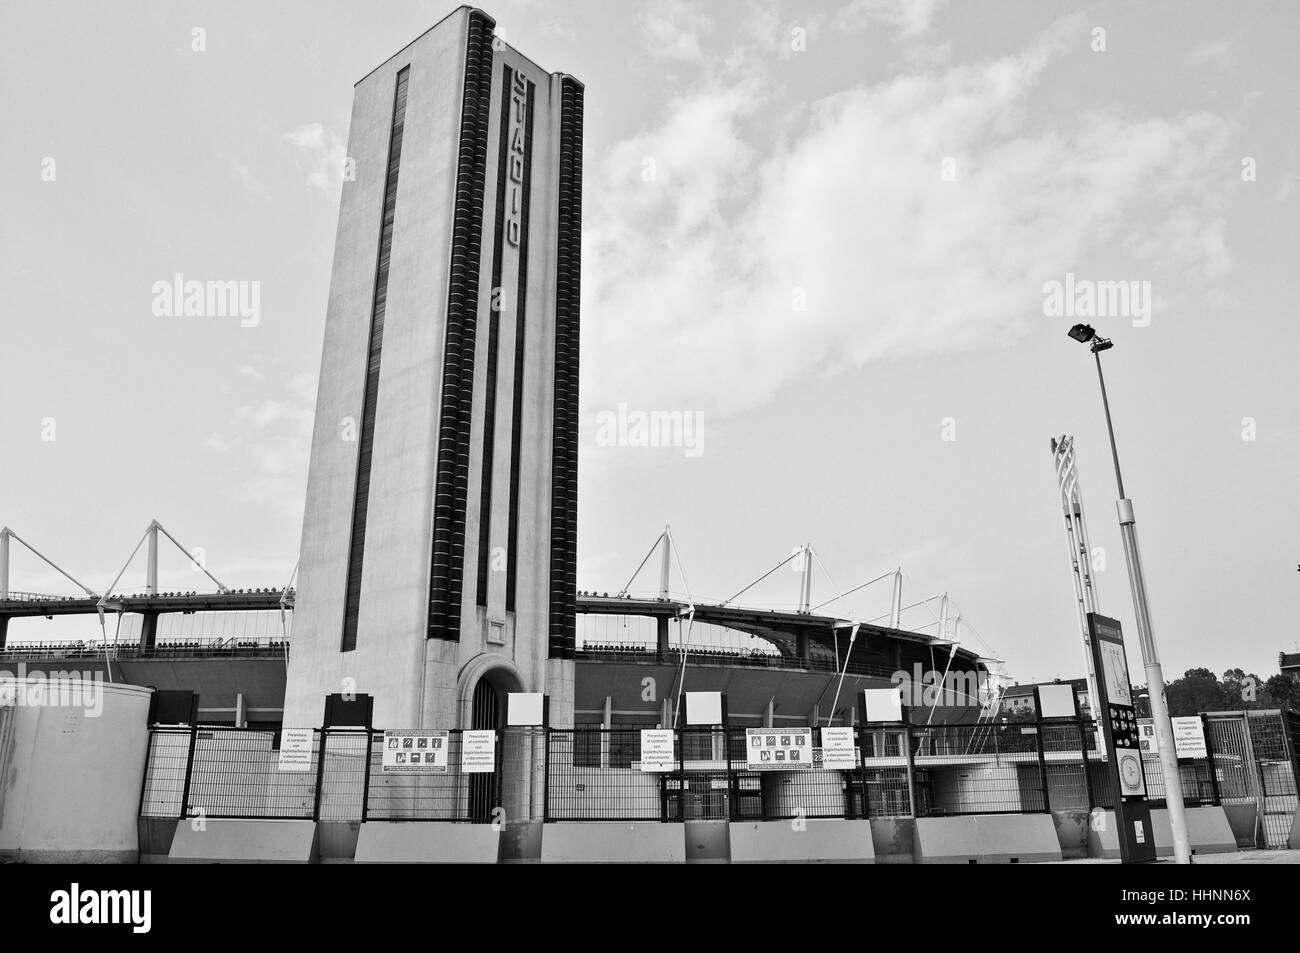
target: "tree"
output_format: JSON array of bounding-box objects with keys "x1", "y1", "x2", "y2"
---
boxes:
[
  {"x1": 1262, "y1": 674, "x2": 1300, "y2": 712},
  {"x1": 1164, "y1": 668, "x2": 1227, "y2": 717}
]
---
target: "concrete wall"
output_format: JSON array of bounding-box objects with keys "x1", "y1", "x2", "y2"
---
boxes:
[{"x1": 0, "y1": 680, "x2": 151, "y2": 862}]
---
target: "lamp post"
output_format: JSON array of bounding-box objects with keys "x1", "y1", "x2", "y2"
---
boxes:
[{"x1": 1067, "y1": 323, "x2": 1192, "y2": 865}]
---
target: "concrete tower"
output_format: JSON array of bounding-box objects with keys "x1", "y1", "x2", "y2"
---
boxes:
[{"x1": 283, "y1": 7, "x2": 581, "y2": 730}]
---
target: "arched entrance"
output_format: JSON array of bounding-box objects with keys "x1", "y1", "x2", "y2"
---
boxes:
[{"x1": 463, "y1": 662, "x2": 523, "y2": 821}]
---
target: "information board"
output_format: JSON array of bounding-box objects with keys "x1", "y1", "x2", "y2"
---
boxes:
[
  {"x1": 638, "y1": 729, "x2": 676, "y2": 772},
  {"x1": 1171, "y1": 716, "x2": 1208, "y2": 759},
  {"x1": 819, "y1": 727, "x2": 858, "y2": 770},
  {"x1": 461, "y1": 729, "x2": 496, "y2": 773},
  {"x1": 277, "y1": 728, "x2": 314, "y2": 772},
  {"x1": 382, "y1": 729, "x2": 450, "y2": 774},
  {"x1": 745, "y1": 728, "x2": 812, "y2": 771}
]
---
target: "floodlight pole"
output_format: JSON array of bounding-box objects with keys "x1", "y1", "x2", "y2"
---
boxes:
[{"x1": 1091, "y1": 344, "x2": 1191, "y2": 865}]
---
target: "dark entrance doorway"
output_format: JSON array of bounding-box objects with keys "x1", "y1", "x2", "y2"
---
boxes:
[{"x1": 468, "y1": 675, "x2": 503, "y2": 821}]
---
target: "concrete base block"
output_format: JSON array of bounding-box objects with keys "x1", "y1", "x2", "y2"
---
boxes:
[
  {"x1": 1087, "y1": 807, "x2": 1238, "y2": 858},
  {"x1": 137, "y1": 816, "x2": 179, "y2": 865},
  {"x1": 1222, "y1": 803, "x2": 1258, "y2": 849},
  {"x1": 168, "y1": 819, "x2": 318, "y2": 864},
  {"x1": 685, "y1": 819, "x2": 730, "y2": 863},
  {"x1": 914, "y1": 814, "x2": 1062, "y2": 864},
  {"x1": 729, "y1": 819, "x2": 875, "y2": 863},
  {"x1": 1291, "y1": 808, "x2": 1300, "y2": 849},
  {"x1": 540, "y1": 823, "x2": 685, "y2": 863},
  {"x1": 0, "y1": 847, "x2": 139, "y2": 863},
  {"x1": 1052, "y1": 810, "x2": 1090, "y2": 859},
  {"x1": 1151, "y1": 807, "x2": 1236, "y2": 856},
  {"x1": 499, "y1": 819, "x2": 543, "y2": 863},
  {"x1": 317, "y1": 821, "x2": 361, "y2": 862},
  {"x1": 1087, "y1": 814, "x2": 1121, "y2": 859},
  {"x1": 870, "y1": 817, "x2": 915, "y2": 863},
  {"x1": 354, "y1": 822, "x2": 499, "y2": 863}
]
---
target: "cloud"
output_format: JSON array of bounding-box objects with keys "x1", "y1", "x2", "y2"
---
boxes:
[
  {"x1": 838, "y1": 0, "x2": 950, "y2": 39},
  {"x1": 208, "y1": 371, "x2": 317, "y2": 521},
  {"x1": 638, "y1": 0, "x2": 712, "y2": 61},
  {"x1": 1187, "y1": 36, "x2": 1239, "y2": 69},
  {"x1": 232, "y1": 158, "x2": 271, "y2": 200},
  {"x1": 582, "y1": 16, "x2": 1235, "y2": 420},
  {"x1": 284, "y1": 123, "x2": 347, "y2": 197}
]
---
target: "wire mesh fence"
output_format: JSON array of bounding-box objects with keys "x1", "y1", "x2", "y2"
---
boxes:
[{"x1": 136, "y1": 714, "x2": 1300, "y2": 835}]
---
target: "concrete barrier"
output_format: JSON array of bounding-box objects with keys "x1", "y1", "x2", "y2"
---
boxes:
[
  {"x1": 1087, "y1": 806, "x2": 1237, "y2": 859},
  {"x1": 914, "y1": 814, "x2": 1062, "y2": 863},
  {"x1": 1291, "y1": 807, "x2": 1300, "y2": 850},
  {"x1": 1151, "y1": 807, "x2": 1236, "y2": 856},
  {"x1": 685, "y1": 819, "x2": 730, "y2": 863},
  {"x1": 318, "y1": 820, "x2": 361, "y2": 862},
  {"x1": 499, "y1": 819, "x2": 543, "y2": 863},
  {"x1": 168, "y1": 819, "x2": 319, "y2": 863},
  {"x1": 540, "y1": 823, "x2": 685, "y2": 863},
  {"x1": 1221, "y1": 803, "x2": 1258, "y2": 848},
  {"x1": 353, "y1": 822, "x2": 498, "y2": 863},
  {"x1": 729, "y1": 819, "x2": 875, "y2": 863},
  {"x1": 0, "y1": 681, "x2": 152, "y2": 863},
  {"x1": 1051, "y1": 809, "x2": 1091, "y2": 859},
  {"x1": 870, "y1": 817, "x2": 915, "y2": 864}
]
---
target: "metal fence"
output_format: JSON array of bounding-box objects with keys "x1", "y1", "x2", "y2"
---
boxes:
[
  {"x1": 137, "y1": 715, "x2": 1299, "y2": 839},
  {"x1": 1204, "y1": 710, "x2": 1300, "y2": 848}
]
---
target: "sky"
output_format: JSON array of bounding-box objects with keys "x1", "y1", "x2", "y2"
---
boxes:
[{"x1": 2, "y1": 0, "x2": 1298, "y2": 685}]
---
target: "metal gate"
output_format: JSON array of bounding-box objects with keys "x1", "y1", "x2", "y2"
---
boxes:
[{"x1": 1206, "y1": 711, "x2": 1299, "y2": 848}]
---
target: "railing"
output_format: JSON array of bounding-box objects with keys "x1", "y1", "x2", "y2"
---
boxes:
[
  {"x1": 1, "y1": 639, "x2": 289, "y2": 661},
  {"x1": 575, "y1": 643, "x2": 898, "y2": 679},
  {"x1": 138, "y1": 717, "x2": 1244, "y2": 826}
]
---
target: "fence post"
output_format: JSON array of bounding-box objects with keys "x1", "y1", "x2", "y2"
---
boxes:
[
  {"x1": 541, "y1": 728, "x2": 551, "y2": 823},
  {"x1": 136, "y1": 727, "x2": 154, "y2": 819},
  {"x1": 1200, "y1": 714, "x2": 1221, "y2": 807},
  {"x1": 1079, "y1": 713, "x2": 1095, "y2": 812},
  {"x1": 726, "y1": 726, "x2": 739, "y2": 822},
  {"x1": 178, "y1": 722, "x2": 199, "y2": 821},
  {"x1": 360, "y1": 729, "x2": 373, "y2": 822},
  {"x1": 902, "y1": 723, "x2": 919, "y2": 818},
  {"x1": 312, "y1": 726, "x2": 328, "y2": 821},
  {"x1": 854, "y1": 724, "x2": 869, "y2": 820},
  {"x1": 1035, "y1": 718, "x2": 1052, "y2": 814}
]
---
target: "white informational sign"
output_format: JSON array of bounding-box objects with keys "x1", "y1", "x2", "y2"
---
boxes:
[
  {"x1": 382, "y1": 729, "x2": 450, "y2": 774},
  {"x1": 461, "y1": 729, "x2": 497, "y2": 773},
  {"x1": 1171, "y1": 717, "x2": 1208, "y2": 759},
  {"x1": 684, "y1": 691, "x2": 724, "y2": 726},
  {"x1": 1137, "y1": 718, "x2": 1156, "y2": 753},
  {"x1": 506, "y1": 692, "x2": 545, "y2": 726},
  {"x1": 1099, "y1": 641, "x2": 1133, "y2": 707},
  {"x1": 819, "y1": 727, "x2": 858, "y2": 770},
  {"x1": 638, "y1": 729, "x2": 676, "y2": 772},
  {"x1": 862, "y1": 687, "x2": 904, "y2": 723},
  {"x1": 745, "y1": 728, "x2": 813, "y2": 771},
  {"x1": 277, "y1": 728, "x2": 314, "y2": 772},
  {"x1": 1037, "y1": 683, "x2": 1077, "y2": 719}
]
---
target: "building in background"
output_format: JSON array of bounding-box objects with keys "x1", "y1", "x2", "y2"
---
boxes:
[
  {"x1": 1000, "y1": 677, "x2": 1091, "y2": 718},
  {"x1": 1280, "y1": 653, "x2": 1300, "y2": 679}
]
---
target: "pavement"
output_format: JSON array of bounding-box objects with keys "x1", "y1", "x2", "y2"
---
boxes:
[{"x1": 1057, "y1": 849, "x2": 1300, "y2": 864}]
